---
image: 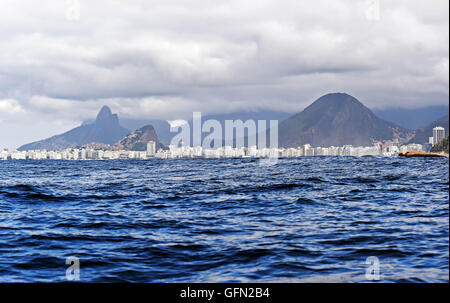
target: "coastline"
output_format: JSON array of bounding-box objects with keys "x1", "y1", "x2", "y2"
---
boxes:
[{"x1": 398, "y1": 151, "x2": 449, "y2": 158}]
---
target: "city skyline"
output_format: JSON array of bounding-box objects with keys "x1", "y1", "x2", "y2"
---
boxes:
[{"x1": 0, "y1": 137, "x2": 436, "y2": 160}]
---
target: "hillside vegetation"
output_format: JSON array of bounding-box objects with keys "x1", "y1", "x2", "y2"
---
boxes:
[{"x1": 431, "y1": 136, "x2": 449, "y2": 154}]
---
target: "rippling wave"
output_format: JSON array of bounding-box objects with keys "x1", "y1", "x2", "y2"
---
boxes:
[{"x1": 0, "y1": 157, "x2": 448, "y2": 282}]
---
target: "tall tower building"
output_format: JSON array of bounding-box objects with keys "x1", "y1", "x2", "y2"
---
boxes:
[{"x1": 432, "y1": 126, "x2": 445, "y2": 146}]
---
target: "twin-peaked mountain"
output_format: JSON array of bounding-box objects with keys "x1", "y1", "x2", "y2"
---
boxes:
[{"x1": 18, "y1": 106, "x2": 130, "y2": 151}]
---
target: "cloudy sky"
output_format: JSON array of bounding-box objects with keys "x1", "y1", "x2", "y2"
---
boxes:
[{"x1": 0, "y1": 0, "x2": 448, "y2": 149}]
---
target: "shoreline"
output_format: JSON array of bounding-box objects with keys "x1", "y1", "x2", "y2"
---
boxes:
[
  {"x1": 398, "y1": 151, "x2": 449, "y2": 158},
  {"x1": 1, "y1": 154, "x2": 449, "y2": 161}
]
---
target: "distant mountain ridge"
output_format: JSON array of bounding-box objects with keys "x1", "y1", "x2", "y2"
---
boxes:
[
  {"x1": 278, "y1": 93, "x2": 413, "y2": 148},
  {"x1": 408, "y1": 114, "x2": 449, "y2": 144},
  {"x1": 373, "y1": 105, "x2": 449, "y2": 130},
  {"x1": 18, "y1": 106, "x2": 130, "y2": 151}
]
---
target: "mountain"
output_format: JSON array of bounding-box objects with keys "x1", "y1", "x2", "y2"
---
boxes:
[
  {"x1": 408, "y1": 115, "x2": 449, "y2": 144},
  {"x1": 120, "y1": 119, "x2": 172, "y2": 145},
  {"x1": 278, "y1": 93, "x2": 413, "y2": 148},
  {"x1": 373, "y1": 105, "x2": 449, "y2": 130},
  {"x1": 18, "y1": 106, "x2": 130, "y2": 151},
  {"x1": 114, "y1": 125, "x2": 161, "y2": 151}
]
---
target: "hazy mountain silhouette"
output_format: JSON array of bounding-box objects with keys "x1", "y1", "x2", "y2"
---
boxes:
[
  {"x1": 18, "y1": 106, "x2": 130, "y2": 151},
  {"x1": 373, "y1": 105, "x2": 449, "y2": 130}
]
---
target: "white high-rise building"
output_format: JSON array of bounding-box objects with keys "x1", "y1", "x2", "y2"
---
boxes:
[
  {"x1": 429, "y1": 136, "x2": 435, "y2": 145},
  {"x1": 147, "y1": 141, "x2": 156, "y2": 157},
  {"x1": 432, "y1": 126, "x2": 445, "y2": 146}
]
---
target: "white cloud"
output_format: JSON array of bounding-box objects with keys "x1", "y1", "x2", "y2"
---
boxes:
[
  {"x1": 167, "y1": 120, "x2": 189, "y2": 129},
  {"x1": 0, "y1": 0, "x2": 448, "y2": 149},
  {"x1": 0, "y1": 99, "x2": 24, "y2": 122}
]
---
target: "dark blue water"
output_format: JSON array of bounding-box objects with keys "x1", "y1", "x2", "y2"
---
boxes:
[{"x1": 0, "y1": 157, "x2": 448, "y2": 282}]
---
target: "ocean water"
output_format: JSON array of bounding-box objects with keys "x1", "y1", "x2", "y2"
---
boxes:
[{"x1": 0, "y1": 157, "x2": 448, "y2": 282}]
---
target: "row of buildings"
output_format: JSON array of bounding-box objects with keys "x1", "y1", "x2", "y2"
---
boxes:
[
  {"x1": 1, "y1": 140, "x2": 426, "y2": 160},
  {"x1": 2, "y1": 125, "x2": 447, "y2": 161},
  {"x1": 0, "y1": 141, "x2": 157, "y2": 160},
  {"x1": 155, "y1": 141, "x2": 424, "y2": 159}
]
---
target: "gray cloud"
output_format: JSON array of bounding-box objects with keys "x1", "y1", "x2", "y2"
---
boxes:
[{"x1": 0, "y1": 0, "x2": 448, "y2": 149}]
